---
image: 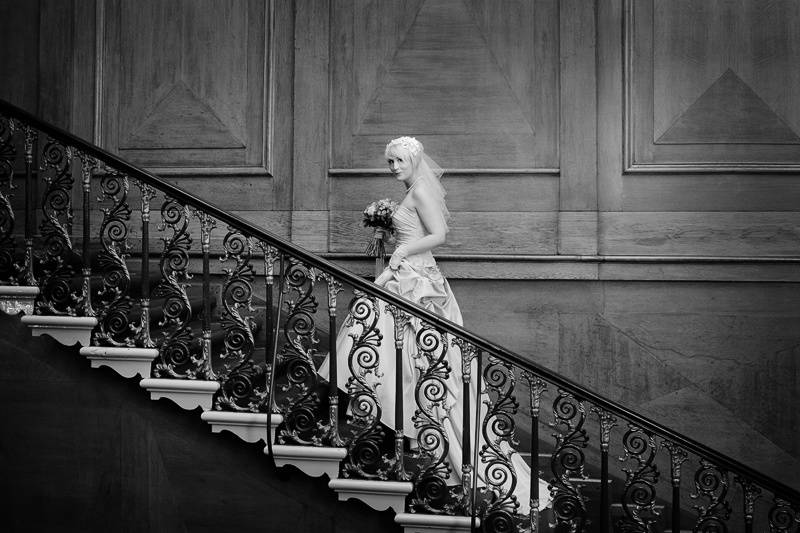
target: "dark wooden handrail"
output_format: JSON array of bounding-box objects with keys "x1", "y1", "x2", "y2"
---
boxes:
[{"x1": 1, "y1": 97, "x2": 797, "y2": 502}]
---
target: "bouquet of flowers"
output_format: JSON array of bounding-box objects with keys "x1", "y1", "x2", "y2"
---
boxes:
[{"x1": 362, "y1": 198, "x2": 397, "y2": 262}]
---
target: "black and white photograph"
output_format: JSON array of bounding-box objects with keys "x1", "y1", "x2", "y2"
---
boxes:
[{"x1": 0, "y1": 1, "x2": 798, "y2": 532}]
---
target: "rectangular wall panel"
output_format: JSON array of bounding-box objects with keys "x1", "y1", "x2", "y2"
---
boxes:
[
  {"x1": 600, "y1": 212, "x2": 800, "y2": 256},
  {"x1": 330, "y1": 0, "x2": 559, "y2": 172},
  {"x1": 99, "y1": 0, "x2": 273, "y2": 176},
  {"x1": 624, "y1": 0, "x2": 800, "y2": 172}
]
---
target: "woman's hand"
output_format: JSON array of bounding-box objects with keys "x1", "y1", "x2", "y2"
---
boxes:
[
  {"x1": 389, "y1": 244, "x2": 407, "y2": 270},
  {"x1": 374, "y1": 227, "x2": 388, "y2": 241}
]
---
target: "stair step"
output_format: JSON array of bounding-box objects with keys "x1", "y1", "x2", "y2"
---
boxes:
[
  {"x1": 79, "y1": 345, "x2": 159, "y2": 378},
  {"x1": 395, "y1": 513, "x2": 477, "y2": 533},
  {"x1": 270, "y1": 444, "x2": 347, "y2": 479},
  {"x1": 201, "y1": 411, "x2": 284, "y2": 444},
  {"x1": 21, "y1": 314, "x2": 98, "y2": 346},
  {"x1": 139, "y1": 378, "x2": 220, "y2": 410},
  {"x1": 0, "y1": 285, "x2": 39, "y2": 315},
  {"x1": 328, "y1": 478, "x2": 413, "y2": 513}
]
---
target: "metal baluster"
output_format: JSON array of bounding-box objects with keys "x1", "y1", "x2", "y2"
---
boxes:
[
  {"x1": 265, "y1": 252, "x2": 286, "y2": 463},
  {"x1": 134, "y1": 181, "x2": 156, "y2": 348},
  {"x1": 591, "y1": 407, "x2": 617, "y2": 533},
  {"x1": 663, "y1": 440, "x2": 688, "y2": 533},
  {"x1": 93, "y1": 170, "x2": 133, "y2": 346},
  {"x1": 258, "y1": 242, "x2": 279, "y2": 404},
  {"x1": 320, "y1": 271, "x2": 344, "y2": 446},
  {"x1": 78, "y1": 152, "x2": 96, "y2": 316},
  {"x1": 735, "y1": 476, "x2": 762, "y2": 533},
  {"x1": 523, "y1": 371, "x2": 548, "y2": 532},
  {"x1": 0, "y1": 117, "x2": 17, "y2": 284},
  {"x1": 194, "y1": 210, "x2": 217, "y2": 379},
  {"x1": 453, "y1": 337, "x2": 479, "y2": 512},
  {"x1": 386, "y1": 303, "x2": 411, "y2": 480},
  {"x1": 21, "y1": 125, "x2": 37, "y2": 285},
  {"x1": 470, "y1": 350, "x2": 483, "y2": 532}
]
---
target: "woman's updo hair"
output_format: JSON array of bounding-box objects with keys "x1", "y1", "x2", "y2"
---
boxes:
[{"x1": 385, "y1": 136, "x2": 424, "y2": 171}]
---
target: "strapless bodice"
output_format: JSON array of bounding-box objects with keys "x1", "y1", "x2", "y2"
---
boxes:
[{"x1": 392, "y1": 204, "x2": 435, "y2": 266}]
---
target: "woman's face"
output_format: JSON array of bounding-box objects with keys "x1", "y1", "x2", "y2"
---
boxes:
[{"x1": 386, "y1": 148, "x2": 414, "y2": 184}]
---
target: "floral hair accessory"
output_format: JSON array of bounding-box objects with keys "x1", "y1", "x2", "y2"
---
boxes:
[{"x1": 386, "y1": 136, "x2": 423, "y2": 156}]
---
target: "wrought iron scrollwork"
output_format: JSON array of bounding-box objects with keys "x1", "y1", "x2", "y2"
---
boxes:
[
  {"x1": 617, "y1": 425, "x2": 660, "y2": 532},
  {"x1": 217, "y1": 229, "x2": 256, "y2": 373},
  {"x1": 341, "y1": 291, "x2": 390, "y2": 478},
  {"x1": 549, "y1": 390, "x2": 589, "y2": 531},
  {"x1": 37, "y1": 137, "x2": 81, "y2": 314},
  {"x1": 410, "y1": 324, "x2": 454, "y2": 514},
  {"x1": 93, "y1": 171, "x2": 133, "y2": 346},
  {"x1": 153, "y1": 198, "x2": 200, "y2": 378},
  {"x1": 274, "y1": 258, "x2": 324, "y2": 445},
  {"x1": 477, "y1": 356, "x2": 521, "y2": 531},
  {"x1": 691, "y1": 460, "x2": 732, "y2": 533},
  {"x1": 0, "y1": 116, "x2": 17, "y2": 283},
  {"x1": 769, "y1": 498, "x2": 800, "y2": 533},
  {"x1": 215, "y1": 229, "x2": 268, "y2": 412}
]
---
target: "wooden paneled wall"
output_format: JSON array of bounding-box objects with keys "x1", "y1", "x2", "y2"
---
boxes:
[{"x1": 3, "y1": 0, "x2": 799, "y2": 269}]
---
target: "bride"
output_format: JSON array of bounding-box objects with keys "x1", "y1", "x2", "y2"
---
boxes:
[{"x1": 320, "y1": 136, "x2": 550, "y2": 515}]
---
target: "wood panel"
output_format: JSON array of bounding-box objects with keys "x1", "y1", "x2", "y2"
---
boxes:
[
  {"x1": 329, "y1": 211, "x2": 557, "y2": 254},
  {"x1": 449, "y1": 279, "x2": 800, "y2": 479},
  {"x1": 99, "y1": 0, "x2": 273, "y2": 176},
  {"x1": 0, "y1": 0, "x2": 40, "y2": 114},
  {"x1": 330, "y1": 0, "x2": 559, "y2": 171},
  {"x1": 292, "y1": 0, "x2": 329, "y2": 214},
  {"x1": 622, "y1": 175, "x2": 800, "y2": 212},
  {"x1": 39, "y1": 0, "x2": 74, "y2": 130},
  {"x1": 597, "y1": 0, "x2": 624, "y2": 211},
  {"x1": 329, "y1": 175, "x2": 558, "y2": 212},
  {"x1": 600, "y1": 212, "x2": 800, "y2": 256},
  {"x1": 625, "y1": 0, "x2": 800, "y2": 172}
]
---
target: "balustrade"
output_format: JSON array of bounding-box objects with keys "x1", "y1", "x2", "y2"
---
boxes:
[{"x1": 1, "y1": 100, "x2": 798, "y2": 533}]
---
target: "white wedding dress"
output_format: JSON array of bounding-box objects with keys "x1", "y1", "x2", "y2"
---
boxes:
[{"x1": 320, "y1": 203, "x2": 551, "y2": 514}]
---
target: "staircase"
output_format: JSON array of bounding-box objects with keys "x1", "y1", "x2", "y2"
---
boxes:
[{"x1": 1, "y1": 98, "x2": 798, "y2": 533}]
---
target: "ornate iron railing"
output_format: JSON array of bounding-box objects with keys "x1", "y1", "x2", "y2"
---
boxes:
[{"x1": 1, "y1": 98, "x2": 798, "y2": 533}]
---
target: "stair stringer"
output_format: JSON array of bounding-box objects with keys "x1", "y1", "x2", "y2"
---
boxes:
[{"x1": 0, "y1": 309, "x2": 400, "y2": 532}]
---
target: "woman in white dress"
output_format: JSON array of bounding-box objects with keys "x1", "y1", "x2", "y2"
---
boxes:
[{"x1": 321, "y1": 136, "x2": 550, "y2": 516}]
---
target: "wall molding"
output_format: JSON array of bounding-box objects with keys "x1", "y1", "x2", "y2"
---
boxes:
[
  {"x1": 322, "y1": 253, "x2": 800, "y2": 282},
  {"x1": 328, "y1": 168, "x2": 560, "y2": 176}
]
